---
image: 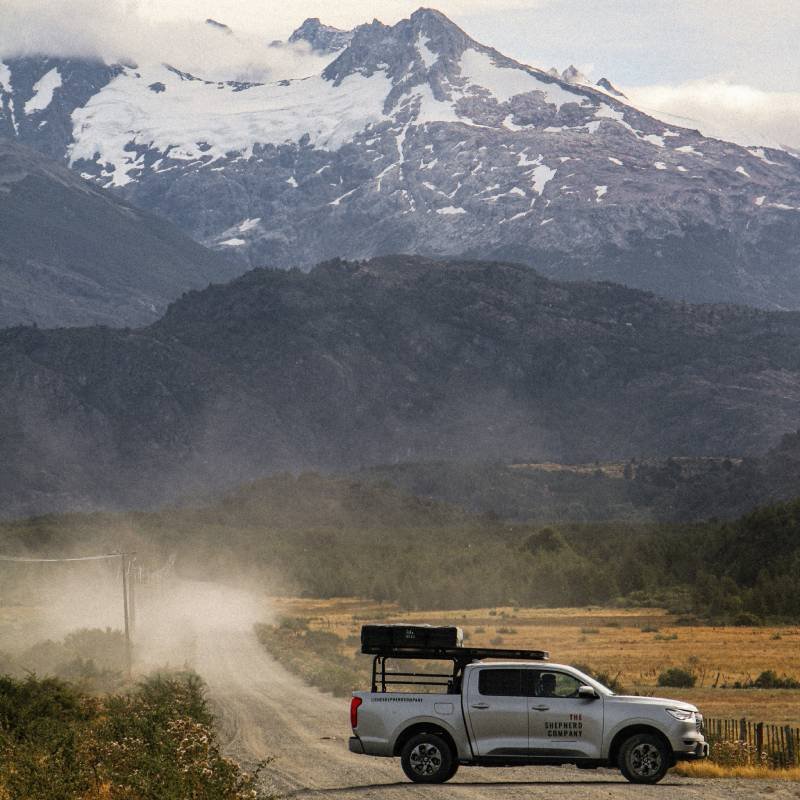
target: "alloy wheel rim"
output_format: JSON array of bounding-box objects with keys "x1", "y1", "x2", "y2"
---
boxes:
[
  {"x1": 630, "y1": 742, "x2": 662, "y2": 777},
  {"x1": 409, "y1": 742, "x2": 443, "y2": 776}
]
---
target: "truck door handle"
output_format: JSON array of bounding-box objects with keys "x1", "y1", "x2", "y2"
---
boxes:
[
  {"x1": 531, "y1": 705, "x2": 550, "y2": 711},
  {"x1": 470, "y1": 703, "x2": 490, "y2": 709}
]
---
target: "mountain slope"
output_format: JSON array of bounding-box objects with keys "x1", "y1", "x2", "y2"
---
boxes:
[
  {"x1": 3, "y1": 254, "x2": 800, "y2": 516},
  {"x1": 2, "y1": 9, "x2": 800, "y2": 308},
  {"x1": 0, "y1": 140, "x2": 242, "y2": 327}
]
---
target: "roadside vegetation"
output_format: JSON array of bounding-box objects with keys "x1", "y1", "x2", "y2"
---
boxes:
[{"x1": 0, "y1": 671, "x2": 264, "y2": 800}]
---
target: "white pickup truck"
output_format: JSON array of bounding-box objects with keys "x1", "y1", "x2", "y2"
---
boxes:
[{"x1": 349, "y1": 628, "x2": 708, "y2": 785}]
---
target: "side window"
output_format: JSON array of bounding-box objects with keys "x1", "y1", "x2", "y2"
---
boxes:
[
  {"x1": 535, "y1": 671, "x2": 583, "y2": 698},
  {"x1": 478, "y1": 669, "x2": 523, "y2": 697}
]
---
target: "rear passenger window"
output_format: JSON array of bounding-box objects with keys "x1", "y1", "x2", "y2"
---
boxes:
[{"x1": 479, "y1": 669, "x2": 523, "y2": 697}]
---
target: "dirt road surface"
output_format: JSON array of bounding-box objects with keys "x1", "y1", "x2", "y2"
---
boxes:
[{"x1": 196, "y1": 630, "x2": 800, "y2": 800}]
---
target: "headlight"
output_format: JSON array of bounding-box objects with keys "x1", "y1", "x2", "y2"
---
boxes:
[{"x1": 666, "y1": 707, "x2": 696, "y2": 721}]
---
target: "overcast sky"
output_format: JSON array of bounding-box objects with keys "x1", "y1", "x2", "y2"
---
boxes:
[{"x1": 3, "y1": 0, "x2": 799, "y2": 148}]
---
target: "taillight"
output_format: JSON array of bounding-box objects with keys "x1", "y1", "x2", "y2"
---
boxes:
[{"x1": 350, "y1": 696, "x2": 363, "y2": 729}]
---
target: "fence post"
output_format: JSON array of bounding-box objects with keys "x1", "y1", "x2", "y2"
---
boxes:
[
  {"x1": 779, "y1": 726, "x2": 786, "y2": 768},
  {"x1": 740, "y1": 718, "x2": 747, "y2": 743},
  {"x1": 786, "y1": 726, "x2": 795, "y2": 766},
  {"x1": 756, "y1": 722, "x2": 764, "y2": 762}
]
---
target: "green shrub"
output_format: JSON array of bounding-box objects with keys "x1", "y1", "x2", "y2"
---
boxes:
[
  {"x1": 657, "y1": 667, "x2": 696, "y2": 688},
  {"x1": 733, "y1": 612, "x2": 763, "y2": 627},
  {"x1": 752, "y1": 670, "x2": 800, "y2": 689},
  {"x1": 0, "y1": 673, "x2": 262, "y2": 800}
]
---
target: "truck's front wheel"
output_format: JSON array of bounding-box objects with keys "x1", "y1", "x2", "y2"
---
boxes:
[
  {"x1": 618, "y1": 733, "x2": 670, "y2": 784},
  {"x1": 400, "y1": 733, "x2": 456, "y2": 783}
]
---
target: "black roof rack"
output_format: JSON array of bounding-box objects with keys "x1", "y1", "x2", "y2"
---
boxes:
[
  {"x1": 362, "y1": 644, "x2": 549, "y2": 662},
  {"x1": 363, "y1": 645, "x2": 550, "y2": 693}
]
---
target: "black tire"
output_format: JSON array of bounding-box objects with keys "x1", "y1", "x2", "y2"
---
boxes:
[
  {"x1": 400, "y1": 732, "x2": 455, "y2": 783},
  {"x1": 618, "y1": 733, "x2": 670, "y2": 784},
  {"x1": 445, "y1": 758, "x2": 460, "y2": 781}
]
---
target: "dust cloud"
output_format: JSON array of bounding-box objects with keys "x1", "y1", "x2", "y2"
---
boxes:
[{"x1": 0, "y1": 554, "x2": 274, "y2": 680}]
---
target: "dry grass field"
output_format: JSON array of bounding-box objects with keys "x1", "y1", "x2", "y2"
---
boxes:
[{"x1": 268, "y1": 597, "x2": 800, "y2": 727}]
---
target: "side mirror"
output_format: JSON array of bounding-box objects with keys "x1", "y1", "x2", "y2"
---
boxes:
[{"x1": 578, "y1": 685, "x2": 598, "y2": 700}]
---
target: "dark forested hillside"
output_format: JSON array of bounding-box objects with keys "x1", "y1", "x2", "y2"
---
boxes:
[
  {"x1": 0, "y1": 140, "x2": 242, "y2": 327},
  {"x1": 358, "y1": 431, "x2": 800, "y2": 523},
  {"x1": 3, "y1": 255, "x2": 800, "y2": 516},
  {"x1": 2, "y1": 472, "x2": 799, "y2": 619}
]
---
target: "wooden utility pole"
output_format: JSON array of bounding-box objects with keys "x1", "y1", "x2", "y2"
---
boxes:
[
  {"x1": 121, "y1": 553, "x2": 132, "y2": 678},
  {"x1": 0, "y1": 551, "x2": 138, "y2": 678}
]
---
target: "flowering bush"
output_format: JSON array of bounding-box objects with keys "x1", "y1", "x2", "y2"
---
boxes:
[{"x1": 0, "y1": 673, "x2": 264, "y2": 799}]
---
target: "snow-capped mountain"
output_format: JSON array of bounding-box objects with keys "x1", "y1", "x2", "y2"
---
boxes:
[{"x1": 2, "y1": 8, "x2": 800, "y2": 308}]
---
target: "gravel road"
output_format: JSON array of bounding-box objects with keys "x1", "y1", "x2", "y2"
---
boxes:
[{"x1": 195, "y1": 630, "x2": 800, "y2": 800}]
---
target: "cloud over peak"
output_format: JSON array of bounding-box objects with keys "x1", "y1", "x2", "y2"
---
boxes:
[{"x1": 0, "y1": 0, "x2": 330, "y2": 82}]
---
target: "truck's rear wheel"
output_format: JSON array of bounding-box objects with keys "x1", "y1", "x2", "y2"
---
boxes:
[
  {"x1": 400, "y1": 732, "x2": 455, "y2": 783},
  {"x1": 618, "y1": 733, "x2": 670, "y2": 784}
]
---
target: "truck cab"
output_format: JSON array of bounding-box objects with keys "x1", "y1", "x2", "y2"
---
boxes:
[{"x1": 349, "y1": 626, "x2": 708, "y2": 784}]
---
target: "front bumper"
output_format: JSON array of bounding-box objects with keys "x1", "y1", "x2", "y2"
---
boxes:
[
  {"x1": 674, "y1": 741, "x2": 709, "y2": 761},
  {"x1": 349, "y1": 736, "x2": 365, "y2": 755}
]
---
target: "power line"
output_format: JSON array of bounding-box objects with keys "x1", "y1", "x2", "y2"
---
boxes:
[{"x1": 0, "y1": 553, "x2": 124, "y2": 563}]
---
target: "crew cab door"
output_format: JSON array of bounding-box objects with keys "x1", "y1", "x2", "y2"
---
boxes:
[
  {"x1": 528, "y1": 669, "x2": 604, "y2": 759},
  {"x1": 464, "y1": 667, "x2": 529, "y2": 757}
]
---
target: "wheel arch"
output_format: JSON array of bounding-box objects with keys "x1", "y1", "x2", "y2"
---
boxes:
[
  {"x1": 393, "y1": 721, "x2": 459, "y2": 760},
  {"x1": 608, "y1": 724, "x2": 673, "y2": 766}
]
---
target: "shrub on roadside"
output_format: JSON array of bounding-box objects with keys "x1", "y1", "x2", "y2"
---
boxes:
[
  {"x1": 657, "y1": 667, "x2": 696, "y2": 688},
  {"x1": 0, "y1": 673, "x2": 263, "y2": 800}
]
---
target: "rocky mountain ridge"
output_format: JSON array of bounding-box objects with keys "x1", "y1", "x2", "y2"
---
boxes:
[{"x1": 1, "y1": 8, "x2": 799, "y2": 309}]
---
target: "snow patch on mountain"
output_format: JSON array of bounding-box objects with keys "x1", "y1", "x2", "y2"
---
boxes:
[
  {"x1": 460, "y1": 49, "x2": 585, "y2": 108},
  {"x1": 238, "y1": 218, "x2": 260, "y2": 232},
  {"x1": 68, "y1": 64, "x2": 393, "y2": 186},
  {"x1": 416, "y1": 33, "x2": 438, "y2": 70},
  {"x1": 25, "y1": 67, "x2": 62, "y2": 114},
  {"x1": 530, "y1": 163, "x2": 556, "y2": 194},
  {"x1": 412, "y1": 83, "x2": 462, "y2": 124},
  {"x1": 749, "y1": 147, "x2": 781, "y2": 165}
]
